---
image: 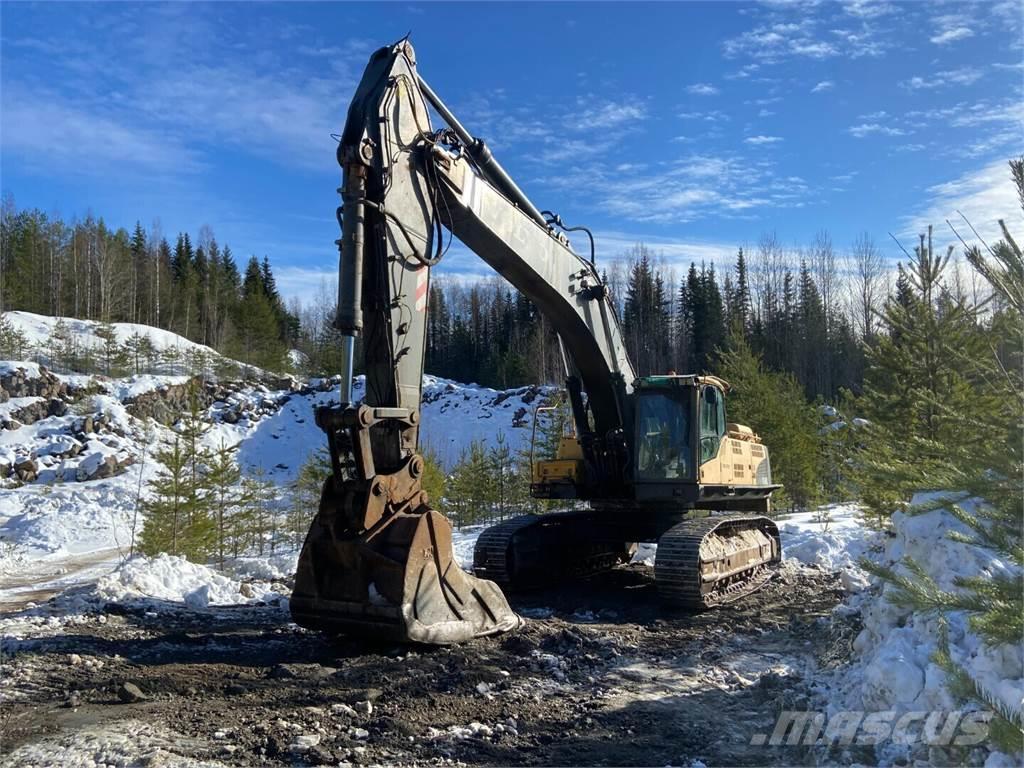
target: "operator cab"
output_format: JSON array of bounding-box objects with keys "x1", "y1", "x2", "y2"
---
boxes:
[{"x1": 633, "y1": 374, "x2": 728, "y2": 483}]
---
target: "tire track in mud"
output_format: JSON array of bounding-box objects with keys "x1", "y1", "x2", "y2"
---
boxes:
[{"x1": 1, "y1": 563, "x2": 854, "y2": 767}]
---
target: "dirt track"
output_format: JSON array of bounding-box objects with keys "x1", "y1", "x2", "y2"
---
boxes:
[{"x1": 0, "y1": 563, "x2": 855, "y2": 767}]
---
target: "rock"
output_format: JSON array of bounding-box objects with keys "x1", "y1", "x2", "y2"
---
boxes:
[
  {"x1": 46, "y1": 398, "x2": 67, "y2": 417},
  {"x1": 64, "y1": 691, "x2": 82, "y2": 708},
  {"x1": 117, "y1": 681, "x2": 148, "y2": 703},
  {"x1": 307, "y1": 745, "x2": 338, "y2": 765},
  {"x1": 81, "y1": 415, "x2": 95, "y2": 434},
  {"x1": 351, "y1": 728, "x2": 369, "y2": 740},
  {"x1": 355, "y1": 700, "x2": 373, "y2": 716},
  {"x1": 69, "y1": 653, "x2": 83, "y2": 666},
  {"x1": 292, "y1": 733, "x2": 321, "y2": 750},
  {"x1": 331, "y1": 703, "x2": 358, "y2": 718},
  {"x1": 14, "y1": 457, "x2": 37, "y2": 482}
]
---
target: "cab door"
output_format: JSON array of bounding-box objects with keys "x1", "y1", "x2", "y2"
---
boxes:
[{"x1": 698, "y1": 385, "x2": 727, "y2": 483}]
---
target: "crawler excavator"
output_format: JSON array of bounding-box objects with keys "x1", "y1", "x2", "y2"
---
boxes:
[{"x1": 290, "y1": 39, "x2": 782, "y2": 645}]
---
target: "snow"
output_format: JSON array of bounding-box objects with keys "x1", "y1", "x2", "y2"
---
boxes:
[
  {"x1": 107, "y1": 374, "x2": 192, "y2": 400},
  {"x1": 5, "y1": 310, "x2": 218, "y2": 359},
  {"x1": 0, "y1": 360, "x2": 43, "y2": 377},
  {"x1": 94, "y1": 553, "x2": 276, "y2": 607},
  {"x1": 777, "y1": 503, "x2": 877, "y2": 572},
  {"x1": 818, "y1": 493, "x2": 1023, "y2": 766}
]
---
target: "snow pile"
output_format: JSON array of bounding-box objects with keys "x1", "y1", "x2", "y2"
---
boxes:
[
  {"x1": 822, "y1": 493, "x2": 1023, "y2": 764},
  {"x1": 415, "y1": 375, "x2": 556, "y2": 469},
  {"x1": 0, "y1": 478, "x2": 141, "y2": 568},
  {"x1": 778, "y1": 504, "x2": 877, "y2": 574},
  {"x1": 94, "y1": 553, "x2": 277, "y2": 608}
]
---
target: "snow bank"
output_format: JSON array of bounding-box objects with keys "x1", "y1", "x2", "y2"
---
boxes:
[
  {"x1": 778, "y1": 504, "x2": 877, "y2": 573},
  {"x1": 821, "y1": 493, "x2": 1023, "y2": 765},
  {"x1": 95, "y1": 553, "x2": 275, "y2": 608}
]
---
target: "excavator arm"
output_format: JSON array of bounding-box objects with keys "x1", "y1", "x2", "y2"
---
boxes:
[{"x1": 291, "y1": 39, "x2": 635, "y2": 643}]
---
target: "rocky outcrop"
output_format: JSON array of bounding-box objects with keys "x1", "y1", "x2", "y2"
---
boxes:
[
  {"x1": 0, "y1": 365, "x2": 68, "y2": 400},
  {"x1": 123, "y1": 379, "x2": 215, "y2": 424}
]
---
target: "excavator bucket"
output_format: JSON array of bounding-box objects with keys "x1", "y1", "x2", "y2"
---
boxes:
[{"x1": 290, "y1": 480, "x2": 521, "y2": 645}]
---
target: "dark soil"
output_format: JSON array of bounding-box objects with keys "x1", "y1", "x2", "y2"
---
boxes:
[{"x1": 0, "y1": 563, "x2": 854, "y2": 767}]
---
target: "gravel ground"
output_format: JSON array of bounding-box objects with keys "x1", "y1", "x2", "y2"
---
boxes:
[{"x1": 0, "y1": 562, "x2": 854, "y2": 767}]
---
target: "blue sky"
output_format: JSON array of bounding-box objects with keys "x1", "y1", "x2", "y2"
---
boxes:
[{"x1": 2, "y1": 1, "x2": 1022, "y2": 304}]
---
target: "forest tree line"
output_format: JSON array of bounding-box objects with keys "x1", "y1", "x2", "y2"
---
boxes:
[{"x1": 0, "y1": 195, "x2": 298, "y2": 372}]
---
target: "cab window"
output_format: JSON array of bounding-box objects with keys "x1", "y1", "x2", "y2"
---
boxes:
[
  {"x1": 699, "y1": 386, "x2": 725, "y2": 463},
  {"x1": 635, "y1": 392, "x2": 692, "y2": 481}
]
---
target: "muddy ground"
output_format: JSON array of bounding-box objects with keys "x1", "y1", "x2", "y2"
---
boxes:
[{"x1": 1, "y1": 563, "x2": 856, "y2": 767}]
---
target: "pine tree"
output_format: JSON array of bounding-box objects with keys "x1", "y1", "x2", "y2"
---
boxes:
[
  {"x1": 420, "y1": 445, "x2": 447, "y2": 511},
  {"x1": 139, "y1": 436, "x2": 207, "y2": 559},
  {"x1": 857, "y1": 227, "x2": 983, "y2": 514},
  {"x1": 488, "y1": 432, "x2": 515, "y2": 520},
  {"x1": 447, "y1": 441, "x2": 496, "y2": 528},
  {"x1": 94, "y1": 322, "x2": 127, "y2": 376},
  {"x1": 0, "y1": 315, "x2": 30, "y2": 359},
  {"x1": 206, "y1": 439, "x2": 242, "y2": 567},
  {"x1": 48, "y1": 318, "x2": 76, "y2": 372},
  {"x1": 288, "y1": 449, "x2": 330, "y2": 550}
]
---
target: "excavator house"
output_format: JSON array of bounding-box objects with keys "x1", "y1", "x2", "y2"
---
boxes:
[{"x1": 290, "y1": 39, "x2": 782, "y2": 645}]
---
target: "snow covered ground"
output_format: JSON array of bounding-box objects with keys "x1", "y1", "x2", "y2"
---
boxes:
[{"x1": 5, "y1": 311, "x2": 224, "y2": 371}]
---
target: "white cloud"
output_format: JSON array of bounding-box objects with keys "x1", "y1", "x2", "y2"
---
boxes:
[
  {"x1": 930, "y1": 26, "x2": 974, "y2": 45},
  {"x1": 902, "y1": 67, "x2": 983, "y2": 90},
  {"x1": 811, "y1": 80, "x2": 834, "y2": 93},
  {"x1": 903, "y1": 159, "x2": 1024, "y2": 246},
  {"x1": 744, "y1": 135, "x2": 783, "y2": 145},
  {"x1": 929, "y1": 13, "x2": 975, "y2": 46},
  {"x1": 1, "y1": 84, "x2": 204, "y2": 177},
  {"x1": 724, "y1": 20, "x2": 839, "y2": 61},
  {"x1": 842, "y1": 1, "x2": 896, "y2": 19},
  {"x1": 687, "y1": 83, "x2": 720, "y2": 96},
  {"x1": 847, "y1": 123, "x2": 908, "y2": 137},
  {"x1": 568, "y1": 100, "x2": 647, "y2": 131},
  {"x1": 678, "y1": 110, "x2": 730, "y2": 122},
  {"x1": 541, "y1": 152, "x2": 811, "y2": 225},
  {"x1": 590, "y1": 230, "x2": 739, "y2": 272}
]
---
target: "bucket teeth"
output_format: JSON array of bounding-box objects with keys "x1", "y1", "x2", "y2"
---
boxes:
[{"x1": 291, "y1": 497, "x2": 521, "y2": 645}]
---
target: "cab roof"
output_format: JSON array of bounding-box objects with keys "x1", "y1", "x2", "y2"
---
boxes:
[{"x1": 634, "y1": 374, "x2": 731, "y2": 392}]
